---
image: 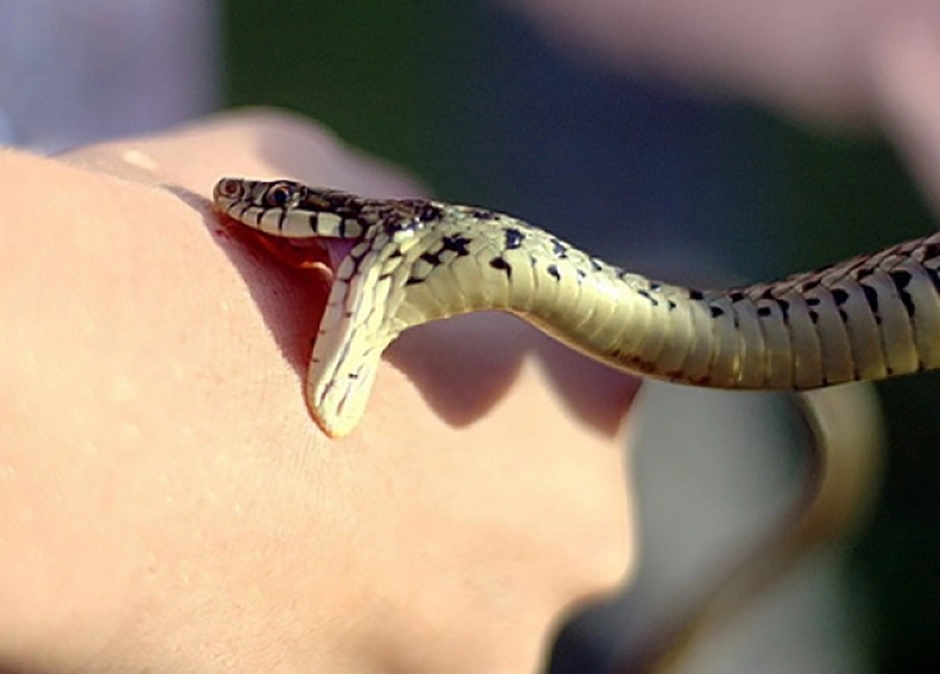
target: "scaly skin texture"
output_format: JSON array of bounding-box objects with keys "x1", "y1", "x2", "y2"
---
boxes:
[{"x1": 214, "y1": 177, "x2": 940, "y2": 437}]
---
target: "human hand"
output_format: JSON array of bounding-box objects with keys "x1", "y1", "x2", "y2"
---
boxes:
[{"x1": 0, "y1": 111, "x2": 640, "y2": 673}]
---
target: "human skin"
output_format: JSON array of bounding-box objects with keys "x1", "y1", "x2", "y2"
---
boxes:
[{"x1": 0, "y1": 111, "x2": 640, "y2": 673}]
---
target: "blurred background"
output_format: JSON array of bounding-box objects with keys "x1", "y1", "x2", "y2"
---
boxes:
[{"x1": 3, "y1": 0, "x2": 940, "y2": 672}]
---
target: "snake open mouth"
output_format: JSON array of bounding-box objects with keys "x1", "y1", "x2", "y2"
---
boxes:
[{"x1": 240, "y1": 229, "x2": 357, "y2": 278}]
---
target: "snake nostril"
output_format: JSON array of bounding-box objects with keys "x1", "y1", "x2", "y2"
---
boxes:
[{"x1": 215, "y1": 178, "x2": 242, "y2": 201}]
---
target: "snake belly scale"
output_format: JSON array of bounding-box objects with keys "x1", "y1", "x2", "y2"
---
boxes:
[{"x1": 213, "y1": 177, "x2": 940, "y2": 438}]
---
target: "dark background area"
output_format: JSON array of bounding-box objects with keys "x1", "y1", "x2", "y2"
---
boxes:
[{"x1": 219, "y1": 2, "x2": 940, "y2": 672}]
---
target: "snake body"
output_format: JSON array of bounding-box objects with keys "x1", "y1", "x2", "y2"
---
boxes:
[{"x1": 213, "y1": 177, "x2": 940, "y2": 437}]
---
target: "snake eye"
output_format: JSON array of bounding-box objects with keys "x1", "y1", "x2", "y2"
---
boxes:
[{"x1": 265, "y1": 182, "x2": 298, "y2": 208}]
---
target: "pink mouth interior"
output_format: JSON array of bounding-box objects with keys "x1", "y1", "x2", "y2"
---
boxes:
[{"x1": 251, "y1": 234, "x2": 357, "y2": 275}]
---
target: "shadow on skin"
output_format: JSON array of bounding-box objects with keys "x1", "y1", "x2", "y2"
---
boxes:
[{"x1": 389, "y1": 313, "x2": 641, "y2": 437}]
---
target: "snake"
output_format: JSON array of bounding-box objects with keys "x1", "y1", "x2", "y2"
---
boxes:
[
  {"x1": 213, "y1": 177, "x2": 940, "y2": 438},
  {"x1": 212, "y1": 177, "x2": 915, "y2": 671}
]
